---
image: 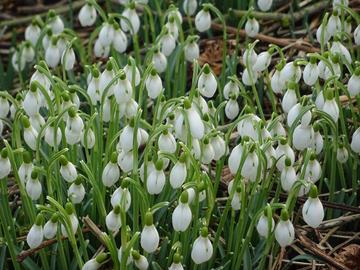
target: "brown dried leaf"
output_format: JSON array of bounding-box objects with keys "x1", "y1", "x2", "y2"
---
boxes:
[{"x1": 334, "y1": 244, "x2": 360, "y2": 270}]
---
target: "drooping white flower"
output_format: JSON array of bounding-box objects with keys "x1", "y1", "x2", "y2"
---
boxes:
[
  {"x1": 68, "y1": 178, "x2": 86, "y2": 204},
  {"x1": 11, "y1": 51, "x2": 26, "y2": 72},
  {"x1": 25, "y1": 22, "x2": 41, "y2": 46},
  {"x1": 211, "y1": 135, "x2": 226, "y2": 160},
  {"x1": 44, "y1": 125, "x2": 62, "y2": 147},
  {"x1": 253, "y1": 50, "x2": 272, "y2": 72},
  {"x1": 27, "y1": 214, "x2": 44, "y2": 248},
  {"x1": 322, "y1": 90, "x2": 339, "y2": 123},
  {"x1": 351, "y1": 127, "x2": 360, "y2": 154},
  {"x1": 82, "y1": 253, "x2": 108, "y2": 270},
  {"x1": 303, "y1": 154, "x2": 322, "y2": 184},
  {"x1": 287, "y1": 102, "x2": 311, "y2": 127},
  {"x1": 118, "y1": 246, "x2": 133, "y2": 266},
  {"x1": 132, "y1": 251, "x2": 149, "y2": 270},
  {"x1": 23, "y1": 117, "x2": 39, "y2": 151},
  {"x1": 18, "y1": 152, "x2": 33, "y2": 186},
  {"x1": 169, "y1": 253, "x2": 184, "y2": 270},
  {"x1": 152, "y1": 50, "x2": 167, "y2": 73},
  {"x1": 327, "y1": 11, "x2": 341, "y2": 37},
  {"x1": 292, "y1": 123, "x2": 314, "y2": 151},
  {"x1": 165, "y1": 15, "x2": 180, "y2": 40},
  {"x1": 185, "y1": 101, "x2": 205, "y2": 140},
  {"x1": 191, "y1": 227, "x2": 213, "y2": 264},
  {"x1": 170, "y1": 157, "x2": 187, "y2": 189},
  {"x1": 201, "y1": 138, "x2": 215, "y2": 164},
  {"x1": 280, "y1": 158, "x2": 297, "y2": 192},
  {"x1": 111, "y1": 183, "x2": 131, "y2": 211},
  {"x1": 275, "y1": 209, "x2": 295, "y2": 247},
  {"x1": 237, "y1": 112, "x2": 261, "y2": 140},
  {"x1": 61, "y1": 203, "x2": 79, "y2": 237},
  {"x1": 124, "y1": 60, "x2": 141, "y2": 86},
  {"x1": 231, "y1": 186, "x2": 241, "y2": 210},
  {"x1": 348, "y1": 69, "x2": 360, "y2": 97},
  {"x1": 145, "y1": 69, "x2": 163, "y2": 99},
  {"x1": 337, "y1": 145, "x2": 348, "y2": 163},
  {"x1": 140, "y1": 212, "x2": 159, "y2": 253},
  {"x1": 281, "y1": 85, "x2": 297, "y2": 114},
  {"x1": 81, "y1": 128, "x2": 96, "y2": 149},
  {"x1": 45, "y1": 38, "x2": 61, "y2": 68},
  {"x1": 146, "y1": 160, "x2": 166, "y2": 194},
  {"x1": 106, "y1": 205, "x2": 122, "y2": 232},
  {"x1": 44, "y1": 213, "x2": 59, "y2": 239},
  {"x1": 99, "y1": 22, "x2": 115, "y2": 46},
  {"x1": 160, "y1": 31, "x2": 176, "y2": 56},
  {"x1": 354, "y1": 24, "x2": 360, "y2": 45},
  {"x1": 257, "y1": 0, "x2": 273, "y2": 11},
  {"x1": 48, "y1": 12, "x2": 64, "y2": 35},
  {"x1": 78, "y1": 3, "x2": 97, "y2": 27},
  {"x1": 184, "y1": 37, "x2": 200, "y2": 62},
  {"x1": 242, "y1": 67, "x2": 258, "y2": 86},
  {"x1": 198, "y1": 64, "x2": 217, "y2": 98},
  {"x1": 0, "y1": 149, "x2": 11, "y2": 179},
  {"x1": 61, "y1": 47, "x2": 76, "y2": 71},
  {"x1": 59, "y1": 155, "x2": 77, "y2": 183},
  {"x1": 158, "y1": 130, "x2": 177, "y2": 154},
  {"x1": 26, "y1": 171, "x2": 42, "y2": 200},
  {"x1": 256, "y1": 209, "x2": 275, "y2": 238},
  {"x1": 94, "y1": 38, "x2": 110, "y2": 58},
  {"x1": 302, "y1": 185, "x2": 324, "y2": 228},
  {"x1": 183, "y1": 0, "x2": 197, "y2": 15},
  {"x1": 241, "y1": 146, "x2": 260, "y2": 182},
  {"x1": 331, "y1": 39, "x2": 352, "y2": 64},
  {"x1": 275, "y1": 138, "x2": 295, "y2": 171},
  {"x1": 271, "y1": 67, "x2": 286, "y2": 94},
  {"x1": 316, "y1": 23, "x2": 331, "y2": 44},
  {"x1": 102, "y1": 153, "x2": 120, "y2": 187},
  {"x1": 120, "y1": 121, "x2": 142, "y2": 152},
  {"x1": 23, "y1": 43, "x2": 35, "y2": 63},
  {"x1": 281, "y1": 61, "x2": 302, "y2": 84},
  {"x1": 245, "y1": 17, "x2": 259, "y2": 37},
  {"x1": 195, "y1": 8, "x2": 211, "y2": 32},
  {"x1": 172, "y1": 191, "x2": 192, "y2": 231},
  {"x1": 121, "y1": 4, "x2": 140, "y2": 34},
  {"x1": 303, "y1": 58, "x2": 319, "y2": 86},
  {"x1": 117, "y1": 149, "x2": 134, "y2": 172}
]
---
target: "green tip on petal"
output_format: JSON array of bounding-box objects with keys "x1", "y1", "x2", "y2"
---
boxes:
[
  {"x1": 145, "y1": 211, "x2": 153, "y2": 226},
  {"x1": 309, "y1": 184, "x2": 318, "y2": 198},
  {"x1": 95, "y1": 253, "x2": 108, "y2": 264},
  {"x1": 50, "y1": 213, "x2": 59, "y2": 223},
  {"x1": 131, "y1": 250, "x2": 140, "y2": 260},
  {"x1": 200, "y1": 226, "x2": 208, "y2": 237},
  {"x1": 173, "y1": 253, "x2": 182, "y2": 263},
  {"x1": 280, "y1": 208, "x2": 289, "y2": 221},
  {"x1": 183, "y1": 99, "x2": 191, "y2": 109},
  {"x1": 180, "y1": 190, "x2": 189, "y2": 203},
  {"x1": 35, "y1": 213, "x2": 44, "y2": 226},
  {"x1": 59, "y1": 155, "x2": 68, "y2": 166},
  {"x1": 65, "y1": 202, "x2": 75, "y2": 215},
  {"x1": 155, "y1": 159, "x2": 163, "y2": 170},
  {"x1": 111, "y1": 152, "x2": 118, "y2": 163},
  {"x1": 1, "y1": 149, "x2": 8, "y2": 159}
]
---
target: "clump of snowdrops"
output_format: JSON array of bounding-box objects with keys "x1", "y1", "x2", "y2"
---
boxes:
[{"x1": 1, "y1": 0, "x2": 360, "y2": 269}]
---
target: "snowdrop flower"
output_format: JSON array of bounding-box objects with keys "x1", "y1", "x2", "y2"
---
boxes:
[
  {"x1": 275, "y1": 208, "x2": 295, "y2": 247},
  {"x1": 287, "y1": 101, "x2": 311, "y2": 127},
  {"x1": 165, "y1": 16, "x2": 179, "y2": 40},
  {"x1": 61, "y1": 47, "x2": 76, "y2": 71},
  {"x1": 231, "y1": 185, "x2": 242, "y2": 210},
  {"x1": 113, "y1": 72, "x2": 132, "y2": 104},
  {"x1": 169, "y1": 253, "x2": 184, "y2": 270},
  {"x1": 0, "y1": 149, "x2": 11, "y2": 179},
  {"x1": 303, "y1": 153, "x2": 322, "y2": 184},
  {"x1": 59, "y1": 155, "x2": 77, "y2": 183},
  {"x1": 331, "y1": 38, "x2": 352, "y2": 64},
  {"x1": 27, "y1": 214, "x2": 44, "y2": 248},
  {"x1": 275, "y1": 138, "x2": 295, "y2": 171},
  {"x1": 158, "y1": 129, "x2": 177, "y2": 154},
  {"x1": 120, "y1": 119, "x2": 142, "y2": 152},
  {"x1": 118, "y1": 246, "x2": 133, "y2": 266},
  {"x1": 68, "y1": 176, "x2": 86, "y2": 204},
  {"x1": 47, "y1": 11, "x2": 64, "y2": 35},
  {"x1": 139, "y1": 157, "x2": 155, "y2": 182},
  {"x1": 29, "y1": 113, "x2": 45, "y2": 134},
  {"x1": 271, "y1": 64, "x2": 286, "y2": 94},
  {"x1": 183, "y1": 0, "x2": 197, "y2": 15},
  {"x1": 26, "y1": 170, "x2": 42, "y2": 200},
  {"x1": 45, "y1": 37, "x2": 61, "y2": 68},
  {"x1": 0, "y1": 96, "x2": 9, "y2": 118},
  {"x1": 147, "y1": 159, "x2": 166, "y2": 194},
  {"x1": 106, "y1": 205, "x2": 122, "y2": 232},
  {"x1": 65, "y1": 108, "x2": 84, "y2": 145},
  {"x1": 25, "y1": 21, "x2": 41, "y2": 46},
  {"x1": 132, "y1": 250, "x2": 149, "y2": 270},
  {"x1": 303, "y1": 57, "x2": 319, "y2": 86},
  {"x1": 140, "y1": 212, "x2": 159, "y2": 253},
  {"x1": 253, "y1": 50, "x2": 272, "y2": 72},
  {"x1": 281, "y1": 61, "x2": 302, "y2": 84},
  {"x1": 348, "y1": 68, "x2": 360, "y2": 97},
  {"x1": 61, "y1": 203, "x2": 79, "y2": 237},
  {"x1": 22, "y1": 116, "x2": 38, "y2": 150},
  {"x1": 152, "y1": 50, "x2": 167, "y2": 73},
  {"x1": 99, "y1": 21, "x2": 115, "y2": 46},
  {"x1": 198, "y1": 64, "x2": 217, "y2": 98},
  {"x1": 170, "y1": 154, "x2": 187, "y2": 188},
  {"x1": 94, "y1": 38, "x2": 110, "y2": 58},
  {"x1": 81, "y1": 127, "x2": 96, "y2": 149},
  {"x1": 243, "y1": 46, "x2": 258, "y2": 66},
  {"x1": 11, "y1": 50, "x2": 26, "y2": 72},
  {"x1": 44, "y1": 123, "x2": 62, "y2": 147},
  {"x1": 257, "y1": 0, "x2": 273, "y2": 11},
  {"x1": 102, "y1": 153, "x2": 120, "y2": 187},
  {"x1": 113, "y1": 25, "x2": 128, "y2": 53},
  {"x1": 121, "y1": 3, "x2": 140, "y2": 34},
  {"x1": 313, "y1": 125, "x2": 323, "y2": 154},
  {"x1": 172, "y1": 191, "x2": 192, "y2": 231},
  {"x1": 82, "y1": 253, "x2": 108, "y2": 270},
  {"x1": 211, "y1": 134, "x2": 226, "y2": 160},
  {"x1": 316, "y1": 23, "x2": 331, "y2": 44},
  {"x1": 78, "y1": 3, "x2": 97, "y2": 27},
  {"x1": 111, "y1": 180, "x2": 131, "y2": 211},
  {"x1": 228, "y1": 143, "x2": 243, "y2": 175},
  {"x1": 293, "y1": 121, "x2": 314, "y2": 151},
  {"x1": 242, "y1": 67, "x2": 258, "y2": 86},
  {"x1": 337, "y1": 144, "x2": 348, "y2": 163},
  {"x1": 145, "y1": 69, "x2": 163, "y2": 99},
  {"x1": 322, "y1": 90, "x2": 339, "y2": 123},
  {"x1": 351, "y1": 127, "x2": 360, "y2": 154},
  {"x1": 44, "y1": 213, "x2": 59, "y2": 239},
  {"x1": 23, "y1": 84, "x2": 43, "y2": 117},
  {"x1": 245, "y1": 16, "x2": 260, "y2": 37},
  {"x1": 124, "y1": 59, "x2": 141, "y2": 86},
  {"x1": 280, "y1": 157, "x2": 297, "y2": 192},
  {"x1": 223, "y1": 79, "x2": 240, "y2": 100},
  {"x1": 257, "y1": 208, "x2": 275, "y2": 238},
  {"x1": 327, "y1": 10, "x2": 341, "y2": 37},
  {"x1": 117, "y1": 149, "x2": 134, "y2": 172},
  {"x1": 161, "y1": 29, "x2": 176, "y2": 56},
  {"x1": 23, "y1": 42, "x2": 35, "y2": 63},
  {"x1": 18, "y1": 151, "x2": 33, "y2": 186},
  {"x1": 184, "y1": 36, "x2": 200, "y2": 62},
  {"x1": 195, "y1": 8, "x2": 211, "y2": 32},
  {"x1": 281, "y1": 82, "x2": 298, "y2": 114},
  {"x1": 191, "y1": 227, "x2": 213, "y2": 264},
  {"x1": 237, "y1": 110, "x2": 261, "y2": 140},
  {"x1": 99, "y1": 61, "x2": 116, "y2": 96},
  {"x1": 354, "y1": 24, "x2": 360, "y2": 45},
  {"x1": 302, "y1": 185, "x2": 324, "y2": 228},
  {"x1": 241, "y1": 145, "x2": 260, "y2": 182},
  {"x1": 201, "y1": 138, "x2": 215, "y2": 164},
  {"x1": 184, "y1": 99, "x2": 205, "y2": 139}
]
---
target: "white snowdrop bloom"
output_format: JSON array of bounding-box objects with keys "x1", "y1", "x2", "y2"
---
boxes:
[
  {"x1": 169, "y1": 262, "x2": 184, "y2": 270},
  {"x1": 61, "y1": 203, "x2": 79, "y2": 237},
  {"x1": 269, "y1": 119, "x2": 286, "y2": 137},
  {"x1": 191, "y1": 227, "x2": 213, "y2": 264},
  {"x1": 18, "y1": 152, "x2": 33, "y2": 186},
  {"x1": 351, "y1": 127, "x2": 360, "y2": 154},
  {"x1": 118, "y1": 246, "x2": 133, "y2": 266},
  {"x1": 303, "y1": 59, "x2": 319, "y2": 86},
  {"x1": 192, "y1": 138, "x2": 201, "y2": 160},
  {"x1": 44, "y1": 214, "x2": 59, "y2": 239},
  {"x1": 117, "y1": 149, "x2": 134, "y2": 172},
  {"x1": 332, "y1": 0, "x2": 348, "y2": 9},
  {"x1": 26, "y1": 171, "x2": 42, "y2": 200},
  {"x1": 281, "y1": 86, "x2": 297, "y2": 114},
  {"x1": 256, "y1": 212, "x2": 275, "y2": 238},
  {"x1": 120, "y1": 121, "x2": 141, "y2": 152},
  {"x1": 354, "y1": 25, "x2": 360, "y2": 45},
  {"x1": 237, "y1": 113, "x2": 260, "y2": 140},
  {"x1": 87, "y1": 71, "x2": 101, "y2": 104},
  {"x1": 316, "y1": 23, "x2": 331, "y2": 44},
  {"x1": 185, "y1": 103, "x2": 205, "y2": 140},
  {"x1": 245, "y1": 17, "x2": 259, "y2": 37},
  {"x1": 0, "y1": 149, "x2": 11, "y2": 179},
  {"x1": 172, "y1": 191, "x2": 192, "y2": 231},
  {"x1": 170, "y1": 158, "x2": 187, "y2": 189},
  {"x1": 146, "y1": 160, "x2": 166, "y2": 194},
  {"x1": 102, "y1": 153, "x2": 120, "y2": 187},
  {"x1": 275, "y1": 209, "x2": 295, "y2": 247},
  {"x1": 29, "y1": 113, "x2": 45, "y2": 133},
  {"x1": 331, "y1": 40, "x2": 352, "y2": 64},
  {"x1": 111, "y1": 184, "x2": 131, "y2": 211},
  {"x1": 195, "y1": 8, "x2": 211, "y2": 32},
  {"x1": 198, "y1": 64, "x2": 217, "y2": 98},
  {"x1": 253, "y1": 50, "x2": 272, "y2": 72},
  {"x1": 83, "y1": 253, "x2": 108, "y2": 270},
  {"x1": 344, "y1": 17, "x2": 352, "y2": 34},
  {"x1": 241, "y1": 147, "x2": 259, "y2": 182},
  {"x1": 27, "y1": 214, "x2": 44, "y2": 248},
  {"x1": 271, "y1": 68, "x2": 286, "y2": 94},
  {"x1": 44, "y1": 125, "x2": 62, "y2": 147},
  {"x1": 323, "y1": 57, "x2": 341, "y2": 80},
  {"x1": 262, "y1": 143, "x2": 276, "y2": 169},
  {"x1": 99, "y1": 63, "x2": 116, "y2": 97},
  {"x1": 225, "y1": 97, "x2": 239, "y2": 120},
  {"x1": 124, "y1": 60, "x2": 141, "y2": 86},
  {"x1": 315, "y1": 91, "x2": 324, "y2": 110},
  {"x1": 25, "y1": 22, "x2": 41, "y2": 46},
  {"x1": 11, "y1": 51, "x2": 26, "y2": 72},
  {"x1": 106, "y1": 205, "x2": 122, "y2": 232},
  {"x1": 348, "y1": 69, "x2": 360, "y2": 97},
  {"x1": 30, "y1": 68, "x2": 51, "y2": 92},
  {"x1": 313, "y1": 128, "x2": 323, "y2": 154},
  {"x1": 113, "y1": 74, "x2": 132, "y2": 104},
  {"x1": 337, "y1": 145, "x2": 348, "y2": 163},
  {"x1": 81, "y1": 128, "x2": 95, "y2": 149},
  {"x1": 287, "y1": 102, "x2": 311, "y2": 127},
  {"x1": 59, "y1": 156, "x2": 77, "y2": 183},
  {"x1": 183, "y1": 0, "x2": 197, "y2": 15},
  {"x1": 302, "y1": 185, "x2": 324, "y2": 228},
  {"x1": 275, "y1": 139, "x2": 295, "y2": 171},
  {"x1": 68, "y1": 178, "x2": 86, "y2": 204},
  {"x1": 158, "y1": 130, "x2": 177, "y2": 154},
  {"x1": 139, "y1": 159, "x2": 155, "y2": 182},
  {"x1": 45, "y1": 38, "x2": 61, "y2": 68},
  {"x1": 94, "y1": 38, "x2": 110, "y2": 58},
  {"x1": 23, "y1": 44, "x2": 35, "y2": 63},
  {"x1": 140, "y1": 212, "x2": 159, "y2": 253},
  {"x1": 327, "y1": 11, "x2": 341, "y2": 37},
  {"x1": 152, "y1": 50, "x2": 167, "y2": 73},
  {"x1": 65, "y1": 128, "x2": 82, "y2": 145},
  {"x1": 223, "y1": 80, "x2": 240, "y2": 100},
  {"x1": 281, "y1": 158, "x2": 297, "y2": 192},
  {"x1": 48, "y1": 12, "x2": 64, "y2": 35},
  {"x1": 99, "y1": 22, "x2": 115, "y2": 46},
  {"x1": 61, "y1": 47, "x2": 76, "y2": 71},
  {"x1": 258, "y1": 0, "x2": 273, "y2": 11},
  {"x1": 161, "y1": 32, "x2": 176, "y2": 56},
  {"x1": 211, "y1": 134, "x2": 226, "y2": 160},
  {"x1": 132, "y1": 251, "x2": 149, "y2": 270},
  {"x1": 201, "y1": 138, "x2": 215, "y2": 164},
  {"x1": 303, "y1": 155, "x2": 322, "y2": 184},
  {"x1": 0, "y1": 97, "x2": 9, "y2": 118},
  {"x1": 243, "y1": 47, "x2": 258, "y2": 67},
  {"x1": 322, "y1": 91, "x2": 339, "y2": 123},
  {"x1": 193, "y1": 95, "x2": 209, "y2": 115},
  {"x1": 42, "y1": 31, "x2": 52, "y2": 50},
  {"x1": 78, "y1": 3, "x2": 97, "y2": 27},
  {"x1": 281, "y1": 61, "x2": 302, "y2": 83},
  {"x1": 165, "y1": 16, "x2": 179, "y2": 40},
  {"x1": 23, "y1": 118, "x2": 39, "y2": 151},
  {"x1": 23, "y1": 87, "x2": 42, "y2": 117},
  {"x1": 231, "y1": 186, "x2": 242, "y2": 210},
  {"x1": 242, "y1": 67, "x2": 258, "y2": 86},
  {"x1": 57, "y1": 37, "x2": 67, "y2": 57},
  {"x1": 145, "y1": 69, "x2": 163, "y2": 99},
  {"x1": 184, "y1": 38, "x2": 200, "y2": 62},
  {"x1": 121, "y1": 5, "x2": 140, "y2": 34},
  {"x1": 228, "y1": 144, "x2": 243, "y2": 175},
  {"x1": 113, "y1": 27, "x2": 128, "y2": 53},
  {"x1": 317, "y1": 58, "x2": 328, "y2": 80},
  {"x1": 293, "y1": 124, "x2": 314, "y2": 151}
]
